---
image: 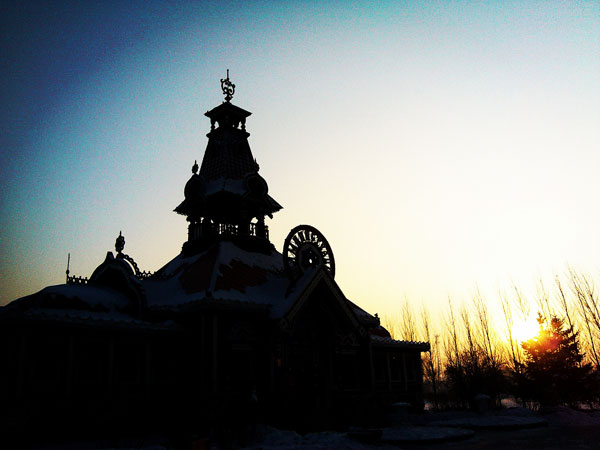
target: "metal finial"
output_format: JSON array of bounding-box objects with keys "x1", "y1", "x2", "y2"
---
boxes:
[
  {"x1": 115, "y1": 231, "x2": 125, "y2": 254},
  {"x1": 220, "y1": 69, "x2": 235, "y2": 102},
  {"x1": 192, "y1": 160, "x2": 198, "y2": 174},
  {"x1": 66, "y1": 253, "x2": 71, "y2": 281}
]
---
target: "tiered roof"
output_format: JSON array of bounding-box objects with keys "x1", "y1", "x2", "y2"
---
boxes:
[{"x1": 174, "y1": 78, "x2": 281, "y2": 223}]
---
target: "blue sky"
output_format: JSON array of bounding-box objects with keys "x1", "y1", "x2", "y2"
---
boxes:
[{"x1": 1, "y1": 1, "x2": 599, "y2": 321}]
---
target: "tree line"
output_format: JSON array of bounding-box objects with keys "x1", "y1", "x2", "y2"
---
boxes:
[{"x1": 383, "y1": 269, "x2": 600, "y2": 409}]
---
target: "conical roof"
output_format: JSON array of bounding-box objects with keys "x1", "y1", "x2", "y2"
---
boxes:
[
  {"x1": 174, "y1": 92, "x2": 282, "y2": 222},
  {"x1": 200, "y1": 102, "x2": 258, "y2": 180}
]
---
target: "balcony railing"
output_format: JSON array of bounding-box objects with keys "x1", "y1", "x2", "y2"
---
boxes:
[
  {"x1": 66, "y1": 275, "x2": 88, "y2": 285},
  {"x1": 190, "y1": 221, "x2": 269, "y2": 241}
]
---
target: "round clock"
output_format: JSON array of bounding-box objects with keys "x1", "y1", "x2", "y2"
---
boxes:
[{"x1": 283, "y1": 225, "x2": 335, "y2": 279}]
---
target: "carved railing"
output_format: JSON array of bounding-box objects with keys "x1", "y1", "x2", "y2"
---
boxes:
[
  {"x1": 250, "y1": 222, "x2": 269, "y2": 240},
  {"x1": 118, "y1": 255, "x2": 156, "y2": 280},
  {"x1": 217, "y1": 223, "x2": 239, "y2": 236},
  {"x1": 67, "y1": 271, "x2": 154, "y2": 284},
  {"x1": 67, "y1": 275, "x2": 88, "y2": 285},
  {"x1": 66, "y1": 267, "x2": 154, "y2": 284},
  {"x1": 191, "y1": 221, "x2": 269, "y2": 241},
  {"x1": 137, "y1": 270, "x2": 155, "y2": 279}
]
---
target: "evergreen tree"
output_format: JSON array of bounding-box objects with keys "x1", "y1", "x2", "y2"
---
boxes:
[{"x1": 517, "y1": 313, "x2": 593, "y2": 406}]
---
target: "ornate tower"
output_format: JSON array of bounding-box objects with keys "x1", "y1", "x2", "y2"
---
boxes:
[{"x1": 175, "y1": 73, "x2": 282, "y2": 254}]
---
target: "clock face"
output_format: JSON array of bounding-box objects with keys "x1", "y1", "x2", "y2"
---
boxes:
[{"x1": 283, "y1": 225, "x2": 335, "y2": 279}]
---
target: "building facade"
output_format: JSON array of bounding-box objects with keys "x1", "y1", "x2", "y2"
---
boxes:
[{"x1": 0, "y1": 76, "x2": 429, "y2": 439}]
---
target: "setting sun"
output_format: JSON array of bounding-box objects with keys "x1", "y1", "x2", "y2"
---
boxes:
[{"x1": 512, "y1": 316, "x2": 541, "y2": 343}]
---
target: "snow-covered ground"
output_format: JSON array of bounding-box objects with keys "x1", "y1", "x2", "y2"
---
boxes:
[
  {"x1": 27, "y1": 406, "x2": 600, "y2": 450},
  {"x1": 538, "y1": 405, "x2": 600, "y2": 426},
  {"x1": 241, "y1": 427, "x2": 393, "y2": 450}
]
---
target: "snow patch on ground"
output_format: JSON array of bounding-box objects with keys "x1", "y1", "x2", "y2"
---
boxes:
[
  {"x1": 498, "y1": 406, "x2": 539, "y2": 417},
  {"x1": 381, "y1": 426, "x2": 474, "y2": 443},
  {"x1": 428, "y1": 415, "x2": 547, "y2": 429},
  {"x1": 541, "y1": 406, "x2": 600, "y2": 426},
  {"x1": 241, "y1": 426, "x2": 395, "y2": 450},
  {"x1": 27, "y1": 407, "x2": 600, "y2": 449},
  {"x1": 101, "y1": 447, "x2": 167, "y2": 450}
]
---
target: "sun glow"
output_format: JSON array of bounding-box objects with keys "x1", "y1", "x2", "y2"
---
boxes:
[{"x1": 512, "y1": 316, "x2": 541, "y2": 344}]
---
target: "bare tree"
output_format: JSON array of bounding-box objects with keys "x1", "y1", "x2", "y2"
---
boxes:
[
  {"x1": 461, "y1": 305, "x2": 478, "y2": 368},
  {"x1": 569, "y1": 269, "x2": 600, "y2": 367},
  {"x1": 500, "y1": 289, "x2": 522, "y2": 371},
  {"x1": 554, "y1": 275, "x2": 576, "y2": 334},
  {"x1": 381, "y1": 313, "x2": 399, "y2": 340},
  {"x1": 473, "y1": 291, "x2": 497, "y2": 366},
  {"x1": 535, "y1": 278, "x2": 554, "y2": 323},
  {"x1": 421, "y1": 306, "x2": 440, "y2": 408},
  {"x1": 400, "y1": 299, "x2": 418, "y2": 342},
  {"x1": 445, "y1": 297, "x2": 462, "y2": 372},
  {"x1": 512, "y1": 283, "x2": 530, "y2": 322}
]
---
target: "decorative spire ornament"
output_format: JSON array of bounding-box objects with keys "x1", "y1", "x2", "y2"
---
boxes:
[
  {"x1": 115, "y1": 231, "x2": 125, "y2": 254},
  {"x1": 220, "y1": 69, "x2": 235, "y2": 102}
]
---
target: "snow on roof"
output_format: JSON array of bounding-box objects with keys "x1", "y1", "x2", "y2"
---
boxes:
[
  {"x1": 4, "y1": 241, "x2": 379, "y2": 326},
  {"x1": 143, "y1": 242, "x2": 385, "y2": 323},
  {"x1": 345, "y1": 299, "x2": 380, "y2": 327},
  {"x1": 19, "y1": 307, "x2": 175, "y2": 329},
  {"x1": 350, "y1": 303, "x2": 374, "y2": 320},
  {"x1": 1, "y1": 284, "x2": 173, "y2": 328},
  {"x1": 144, "y1": 241, "x2": 298, "y2": 317},
  {"x1": 8, "y1": 283, "x2": 131, "y2": 313}
]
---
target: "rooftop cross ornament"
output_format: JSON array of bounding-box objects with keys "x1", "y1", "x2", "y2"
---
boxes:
[{"x1": 220, "y1": 69, "x2": 235, "y2": 102}]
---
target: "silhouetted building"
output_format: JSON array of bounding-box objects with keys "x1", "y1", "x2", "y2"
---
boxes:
[{"x1": 0, "y1": 75, "x2": 429, "y2": 439}]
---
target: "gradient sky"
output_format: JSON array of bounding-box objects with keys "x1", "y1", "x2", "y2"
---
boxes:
[{"x1": 1, "y1": 1, "x2": 599, "y2": 322}]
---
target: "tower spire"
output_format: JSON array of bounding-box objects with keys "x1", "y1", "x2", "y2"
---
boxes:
[{"x1": 174, "y1": 76, "x2": 282, "y2": 254}]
